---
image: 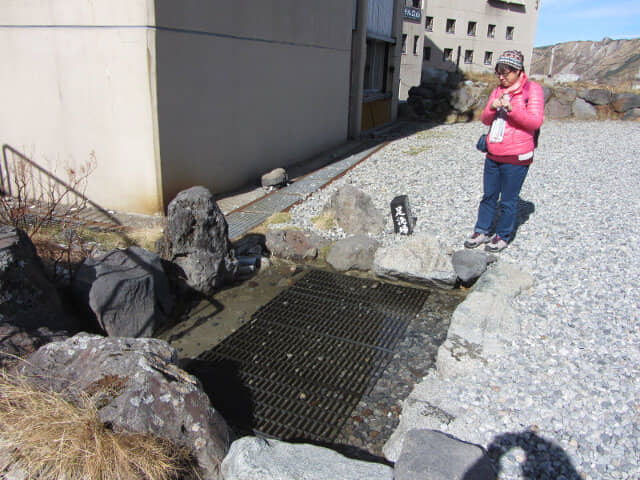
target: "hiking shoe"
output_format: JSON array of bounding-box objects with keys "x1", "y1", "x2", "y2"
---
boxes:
[
  {"x1": 464, "y1": 232, "x2": 490, "y2": 249},
  {"x1": 485, "y1": 235, "x2": 508, "y2": 252}
]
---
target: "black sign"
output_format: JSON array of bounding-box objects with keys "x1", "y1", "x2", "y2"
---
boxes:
[
  {"x1": 391, "y1": 195, "x2": 415, "y2": 235},
  {"x1": 403, "y1": 6, "x2": 422, "y2": 23}
]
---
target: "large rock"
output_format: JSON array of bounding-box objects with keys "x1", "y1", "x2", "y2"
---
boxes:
[
  {"x1": 0, "y1": 225, "x2": 69, "y2": 330},
  {"x1": 449, "y1": 85, "x2": 479, "y2": 113},
  {"x1": 580, "y1": 88, "x2": 612, "y2": 106},
  {"x1": 265, "y1": 229, "x2": 330, "y2": 261},
  {"x1": 21, "y1": 335, "x2": 232, "y2": 480},
  {"x1": 221, "y1": 436, "x2": 393, "y2": 480},
  {"x1": 554, "y1": 87, "x2": 578, "y2": 105},
  {"x1": 0, "y1": 226, "x2": 73, "y2": 365},
  {"x1": 573, "y1": 98, "x2": 598, "y2": 120},
  {"x1": 163, "y1": 186, "x2": 238, "y2": 297},
  {"x1": 436, "y1": 262, "x2": 534, "y2": 378},
  {"x1": 373, "y1": 233, "x2": 457, "y2": 289},
  {"x1": 451, "y1": 249, "x2": 494, "y2": 285},
  {"x1": 623, "y1": 107, "x2": 640, "y2": 120},
  {"x1": 544, "y1": 98, "x2": 572, "y2": 119},
  {"x1": 612, "y1": 92, "x2": 640, "y2": 113},
  {"x1": 73, "y1": 246, "x2": 173, "y2": 337},
  {"x1": 261, "y1": 168, "x2": 288, "y2": 188},
  {"x1": 324, "y1": 186, "x2": 386, "y2": 235},
  {"x1": 394, "y1": 430, "x2": 495, "y2": 480},
  {"x1": 326, "y1": 235, "x2": 379, "y2": 272}
]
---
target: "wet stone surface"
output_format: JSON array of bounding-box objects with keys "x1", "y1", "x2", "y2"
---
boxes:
[{"x1": 334, "y1": 288, "x2": 464, "y2": 458}]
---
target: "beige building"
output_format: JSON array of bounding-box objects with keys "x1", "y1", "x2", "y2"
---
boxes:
[
  {"x1": 0, "y1": 1, "x2": 403, "y2": 215},
  {"x1": 400, "y1": 0, "x2": 539, "y2": 99}
]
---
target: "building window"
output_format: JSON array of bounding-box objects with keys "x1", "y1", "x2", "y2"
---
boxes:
[
  {"x1": 443, "y1": 48, "x2": 453, "y2": 62},
  {"x1": 446, "y1": 19, "x2": 456, "y2": 34},
  {"x1": 464, "y1": 50, "x2": 473, "y2": 64},
  {"x1": 467, "y1": 21, "x2": 477, "y2": 36},
  {"x1": 425, "y1": 16, "x2": 433, "y2": 31},
  {"x1": 506, "y1": 26, "x2": 514, "y2": 40},
  {"x1": 484, "y1": 51, "x2": 493, "y2": 65},
  {"x1": 424, "y1": 46, "x2": 431, "y2": 61},
  {"x1": 364, "y1": 39, "x2": 389, "y2": 93},
  {"x1": 413, "y1": 36, "x2": 420, "y2": 55},
  {"x1": 402, "y1": 34, "x2": 407, "y2": 53},
  {"x1": 406, "y1": 0, "x2": 421, "y2": 7},
  {"x1": 487, "y1": 24, "x2": 496, "y2": 38}
]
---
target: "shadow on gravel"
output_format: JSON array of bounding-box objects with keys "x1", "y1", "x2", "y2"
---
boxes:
[
  {"x1": 487, "y1": 198, "x2": 535, "y2": 243},
  {"x1": 464, "y1": 429, "x2": 582, "y2": 479}
]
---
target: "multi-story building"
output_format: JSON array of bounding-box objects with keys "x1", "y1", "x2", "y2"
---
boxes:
[
  {"x1": 0, "y1": 0, "x2": 403, "y2": 215},
  {"x1": 400, "y1": 0, "x2": 540, "y2": 99}
]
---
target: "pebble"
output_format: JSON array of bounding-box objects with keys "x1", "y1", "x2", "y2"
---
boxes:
[{"x1": 289, "y1": 120, "x2": 640, "y2": 479}]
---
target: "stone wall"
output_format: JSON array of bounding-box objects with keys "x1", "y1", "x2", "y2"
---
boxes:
[{"x1": 401, "y1": 76, "x2": 640, "y2": 122}]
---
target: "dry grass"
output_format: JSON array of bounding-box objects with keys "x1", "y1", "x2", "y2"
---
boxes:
[
  {"x1": 0, "y1": 370, "x2": 199, "y2": 480},
  {"x1": 311, "y1": 211, "x2": 337, "y2": 231}
]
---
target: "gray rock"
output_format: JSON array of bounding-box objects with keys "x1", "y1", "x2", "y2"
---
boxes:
[
  {"x1": 573, "y1": 98, "x2": 598, "y2": 120},
  {"x1": 0, "y1": 226, "x2": 73, "y2": 366},
  {"x1": 163, "y1": 186, "x2": 238, "y2": 296},
  {"x1": 261, "y1": 168, "x2": 288, "y2": 188},
  {"x1": 451, "y1": 249, "x2": 493, "y2": 285},
  {"x1": 554, "y1": 87, "x2": 578, "y2": 105},
  {"x1": 73, "y1": 246, "x2": 173, "y2": 337},
  {"x1": 326, "y1": 235, "x2": 379, "y2": 272},
  {"x1": 324, "y1": 185, "x2": 386, "y2": 235},
  {"x1": 542, "y1": 86, "x2": 553, "y2": 104},
  {"x1": 221, "y1": 436, "x2": 393, "y2": 480},
  {"x1": 580, "y1": 88, "x2": 612, "y2": 106},
  {"x1": 450, "y1": 86, "x2": 477, "y2": 113},
  {"x1": 623, "y1": 107, "x2": 640, "y2": 120},
  {"x1": 436, "y1": 262, "x2": 534, "y2": 378},
  {"x1": 0, "y1": 320, "x2": 68, "y2": 369},
  {"x1": 373, "y1": 233, "x2": 457, "y2": 289},
  {"x1": 22, "y1": 335, "x2": 232, "y2": 480},
  {"x1": 265, "y1": 229, "x2": 330, "y2": 261},
  {"x1": 395, "y1": 430, "x2": 495, "y2": 480},
  {"x1": 544, "y1": 98, "x2": 573, "y2": 119},
  {"x1": 612, "y1": 93, "x2": 640, "y2": 113},
  {"x1": 0, "y1": 225, "x2": 70, "y2": 331}
]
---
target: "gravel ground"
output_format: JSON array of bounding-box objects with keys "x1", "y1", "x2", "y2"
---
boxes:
[{"x1": 288, "y1": 120, "x2": 640, "y2": 479}]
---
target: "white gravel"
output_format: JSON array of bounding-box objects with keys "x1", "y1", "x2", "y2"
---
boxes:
[{"x1": 289, "y1": 120, "x2": 640, "y2": 479}]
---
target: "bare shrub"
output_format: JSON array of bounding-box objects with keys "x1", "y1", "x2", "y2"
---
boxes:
[
  {"x1": 0, "y1": 369, "x2": 200, "y2": 480},
  {"x1": 0, "y1": 149, "x2": 97, "y2": 239}
]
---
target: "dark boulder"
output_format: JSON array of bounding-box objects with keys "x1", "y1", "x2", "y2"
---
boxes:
[
  {"x1": 73, "y1": 246, "x2": 173, "y2": 337},
  {"x1": 162, "y1": 186, "x2": 238, "y2": 297}
]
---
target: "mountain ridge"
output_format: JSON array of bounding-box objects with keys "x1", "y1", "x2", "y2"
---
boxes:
[{"x1": 531, "y1": 37, "x2": 640, "y2": 86}]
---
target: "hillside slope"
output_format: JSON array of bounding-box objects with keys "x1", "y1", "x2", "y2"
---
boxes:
[{"x1": 532, "y1": 38, "x2": 640, "y2": 85}]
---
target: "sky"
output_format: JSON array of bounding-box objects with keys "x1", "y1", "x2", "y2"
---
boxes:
[{"x1": 534, "y1": 0, "x2": 640, "y2": 47}]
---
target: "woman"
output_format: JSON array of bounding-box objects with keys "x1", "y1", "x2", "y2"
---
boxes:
[{"x1": 464, "y1": 50, "x2": 544, "y2": 252}]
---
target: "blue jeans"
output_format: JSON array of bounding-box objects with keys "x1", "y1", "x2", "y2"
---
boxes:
[{"x1": 474, "y1": 158, "x2": 529, "y2": 243}]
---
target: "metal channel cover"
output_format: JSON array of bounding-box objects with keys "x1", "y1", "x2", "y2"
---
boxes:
[
  {"x1": 189, "y1": 269, "x2": 430, "y2": 444},
  {"x1": 226, "y1": 211, "x2": 268, "y2": 239},
  {"x1": 242, "y1": 193, "x2": 302, "y2": 215}
]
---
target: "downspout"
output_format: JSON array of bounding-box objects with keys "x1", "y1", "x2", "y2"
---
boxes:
[
  {"x1": 146, "y1": 0, "x2": 165, "y2": 213},
  {"x1": 389, "y1": 0, "x2": 404, "y2": 122},
  {"x1": 348, "y1": 0, "x2": 368, "y2": 140}
]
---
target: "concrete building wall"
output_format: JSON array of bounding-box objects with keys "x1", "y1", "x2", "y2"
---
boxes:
[
  {"x1": 0, "y1": 0, "x2": 163, "y2": 213},
  {"x1": 153, "y1": 0, "x2": 354, "y2": 205},
  {"x1": 399, "y1": 2, "x2": 426, "y2": 99}
]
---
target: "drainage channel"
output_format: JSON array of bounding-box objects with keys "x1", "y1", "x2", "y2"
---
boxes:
[{"x1": 185, "y1": 269, "x2": 432, "y2": 445}]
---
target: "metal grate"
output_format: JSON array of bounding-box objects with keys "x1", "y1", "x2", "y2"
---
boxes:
[{"x1": 188, "y1": 269, "x2": 430, "y2": 443}]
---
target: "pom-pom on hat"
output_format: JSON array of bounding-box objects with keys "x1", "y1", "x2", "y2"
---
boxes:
[{"x1": 496, "y1": 50, "x2": 524, "y2": 71}]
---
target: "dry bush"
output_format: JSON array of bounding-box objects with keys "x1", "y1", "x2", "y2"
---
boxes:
[
  {"x1": 0, "y1": 370, "x2": 199, "y2": 480},
  {"x1": 0, "y1": 151, "x2": 97, "y2": 239}
]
